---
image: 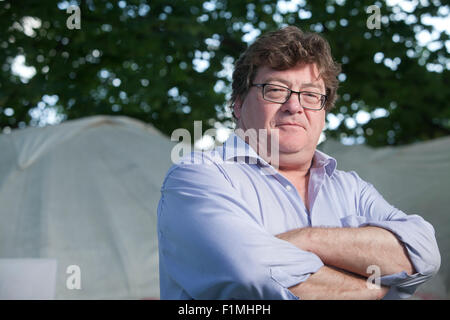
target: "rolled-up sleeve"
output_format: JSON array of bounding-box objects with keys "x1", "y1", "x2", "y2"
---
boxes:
[
  {"x1": 355, "y1": 173, "x2": 441, "y2": 298},
  {"x1": 157, "y1": 158, "x2": 324, "y2": 299}
]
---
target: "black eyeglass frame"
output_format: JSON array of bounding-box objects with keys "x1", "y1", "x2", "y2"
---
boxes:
[{"x1": 252, "y1": 83, "x2": 328, "y2": 110}]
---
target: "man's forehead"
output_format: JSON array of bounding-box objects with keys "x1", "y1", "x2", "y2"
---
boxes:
[{"x1": 255, "y1": 64, "x2": 324, "y2": 88}]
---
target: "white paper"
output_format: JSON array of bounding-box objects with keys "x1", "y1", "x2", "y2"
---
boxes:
[{"x1": 0, "y1": 258, "x2": 57, "y2": 300}]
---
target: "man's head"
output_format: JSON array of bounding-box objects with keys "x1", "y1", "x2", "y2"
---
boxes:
[
  {"x1": 231, "y1": 26, "x2": 341, "y2": 170},
  {"x1": 231, "y1": 26, "x2": 341, "y2": 115}
]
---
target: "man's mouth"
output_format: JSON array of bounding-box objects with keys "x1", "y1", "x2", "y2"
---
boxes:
[{"x1": 276, "y1": 123, "x2": 305, "y2": 129}]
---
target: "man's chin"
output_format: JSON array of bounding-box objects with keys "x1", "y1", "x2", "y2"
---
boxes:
[{"x1": 278, "y1": 142, "x2": 309, "y2": 154}]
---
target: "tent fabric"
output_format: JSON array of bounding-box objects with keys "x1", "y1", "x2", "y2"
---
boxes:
[
  {"x1": 0, "y1": 115, "x2": 448, "y2": 299},
  {"x1": 0, "y1": 116, "x2": 174, "y2": 299},
  {"x1": 319, "y1": 137, "x2": 450, "y2": 299}
]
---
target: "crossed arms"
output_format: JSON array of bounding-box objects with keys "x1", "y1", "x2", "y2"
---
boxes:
[
  {"x1": 158, "y1": 159, "x2": 441, "y2": 299},
  {"x1": 276, "y1": 226, "x2": 415, "y2": 299}
]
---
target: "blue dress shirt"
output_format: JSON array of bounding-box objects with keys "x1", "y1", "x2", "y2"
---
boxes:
[{"x1": 157, "y1": 133, "x2": 441, "y2": 299}]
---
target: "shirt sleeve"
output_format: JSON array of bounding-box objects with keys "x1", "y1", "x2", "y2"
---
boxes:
[
  {"x1": 352, "y1": 172, "x2": 441, "y2": 299},
  {"x1": 157, "y1": 156, "x2": 324, "y2": 300}
]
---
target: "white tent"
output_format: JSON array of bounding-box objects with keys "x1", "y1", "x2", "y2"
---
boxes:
[
  {"x1": 0, "y1": 116, "x2": 174, "y2": 299},
  {"x1": 319, "y1": 137, "x2": 450, "y2": 299},
  {"x1": 0, "y1": 115, "x2": 448, "y2": 299}
]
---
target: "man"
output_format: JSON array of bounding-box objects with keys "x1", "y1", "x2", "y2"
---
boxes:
[{"x1": 157, "y1": 26, "x2": 440, "y2": 299}]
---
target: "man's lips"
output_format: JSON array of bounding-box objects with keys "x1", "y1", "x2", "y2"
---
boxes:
[{"x1": 276, "y1": 123, "x2": 305, "y2": 129}]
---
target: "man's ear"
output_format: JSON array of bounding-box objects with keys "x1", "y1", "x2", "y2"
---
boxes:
[{"x1": 233, "y1": 96, "x2": 243, "y2": 119}]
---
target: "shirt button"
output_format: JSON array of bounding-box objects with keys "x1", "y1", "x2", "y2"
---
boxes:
[{"x1": 285, "y1": 185, "x2": 292, "y2": 191}]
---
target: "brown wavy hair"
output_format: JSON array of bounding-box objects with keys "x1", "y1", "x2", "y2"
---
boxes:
[{"x1": 231, "y1": 26, "x2": 341, "y2": 117}]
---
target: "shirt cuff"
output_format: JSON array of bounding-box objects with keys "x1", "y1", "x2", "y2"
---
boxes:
[
  {"x1": 269, "y1": 252, "x2": 324, "y2": 299},
  {"x1": 360, "y1": 219, "x2": 440, "y2": 276},
  {"x1": 380, "y1": 272, "x2": 434, "y2": 299}
]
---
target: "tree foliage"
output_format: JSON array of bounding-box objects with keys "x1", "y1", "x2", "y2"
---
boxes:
[{"x1": 0, "y1": 0, "x2": 449, "y2": 146}]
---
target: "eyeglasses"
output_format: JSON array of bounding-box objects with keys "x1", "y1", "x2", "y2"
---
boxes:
[{"x1": 252, "y1": 83, "x2": 327, "y2": 110}]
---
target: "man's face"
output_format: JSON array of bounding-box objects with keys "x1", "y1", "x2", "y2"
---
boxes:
[{"x1": 234, "y1": 63, "x2": 326, "y2": 162}]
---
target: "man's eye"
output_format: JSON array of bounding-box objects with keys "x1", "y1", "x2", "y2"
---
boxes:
[
  {"x1": 267, "y1": 87, "x2": 286, "y2": 92},
  {"x1": 303, "y1": 93, "x2": 319, "y2": 98}
]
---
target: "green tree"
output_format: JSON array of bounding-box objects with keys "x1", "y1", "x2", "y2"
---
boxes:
[{"x1": 0, "y1": 0, "x2": 448, "y2": 146}]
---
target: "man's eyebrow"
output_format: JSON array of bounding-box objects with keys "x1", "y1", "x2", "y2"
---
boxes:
[
  {"x1": 300, "y1": 82, "x2": 325, "y2": 91},
  {"x1": 261, "y1": 78, "x2": 324, "y2": 91},
  {"x1": 261, "y1": 77, "x2": 292, "y2": 86}
]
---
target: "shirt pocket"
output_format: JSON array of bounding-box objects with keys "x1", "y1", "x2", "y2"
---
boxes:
[{"x1": 339, "y1": 215, "x2": 371, "y2": 228}]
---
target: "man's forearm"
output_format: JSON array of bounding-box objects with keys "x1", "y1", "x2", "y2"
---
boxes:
[
  {"x1": 289, "y1": 265, "x2": 389, "y2": 300},
  {"x1": 278, "y1": 226, "x2": 415, "y2": 278}
]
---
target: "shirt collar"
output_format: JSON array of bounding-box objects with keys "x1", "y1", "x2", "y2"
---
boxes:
[
  {"x1": 312, "y1": 148, "x2": 337, "y2": 177},
  {"x1": 220, "y1": 132, "x2": 337, "y2": 176},
  {"x1": 221, "y1": 132, "x2": 265, "y2": 165}
]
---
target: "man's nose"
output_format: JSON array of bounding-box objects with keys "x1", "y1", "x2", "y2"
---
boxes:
[{"x1": 280, "y1": 92, "x2": 304, "y2": 114}]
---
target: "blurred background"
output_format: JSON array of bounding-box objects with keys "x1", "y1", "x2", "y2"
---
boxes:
[{"x1": 0, "y1": 0, "x2": 449, "y2": 299}]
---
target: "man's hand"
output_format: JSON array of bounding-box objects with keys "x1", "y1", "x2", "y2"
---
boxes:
[{"x1": 277, "y1": 226, "x2": 415, "y2": 278}]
